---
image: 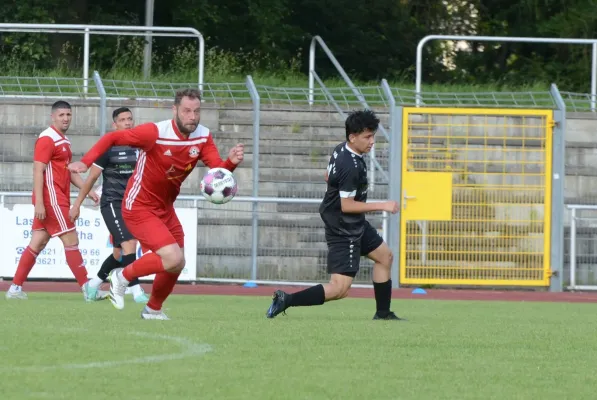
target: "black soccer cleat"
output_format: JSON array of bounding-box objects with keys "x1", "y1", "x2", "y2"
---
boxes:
[
  {"x1": 373, "y1": 311, "x2": 406, "y2": 321},
  {"x1": 266, "y1": 290, "x2": 291, "y2": 318}
]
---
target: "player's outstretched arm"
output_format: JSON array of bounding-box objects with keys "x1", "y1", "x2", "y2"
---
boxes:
[
  {"x1": 69, "y1": 166, "x2": 102, "y2": 221},
  {"x1": 199, "y1": 134, "x2": 244, "y2": 172},
  {"x1": 68, "y1": 123, "x2": 159, "y2": 173}
]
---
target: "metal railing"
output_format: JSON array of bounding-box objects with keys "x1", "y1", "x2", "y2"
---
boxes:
[
  {"x1": 0, "y1": 23, "x2": 205, "y2": 92},
  {"x1": 0, "y1": 192, "x2": 389, "y2": 288},
  {"x1": 416, "y1": 34, "x2": 597, "y2": 110}
]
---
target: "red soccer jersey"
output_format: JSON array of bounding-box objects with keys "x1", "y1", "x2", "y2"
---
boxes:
[
  {"x1": 81, "y1": 119, "x2": 237, "y2": 212},
  {"x1": 32, "y1": 126, "x2": 73, "y2": 207}
]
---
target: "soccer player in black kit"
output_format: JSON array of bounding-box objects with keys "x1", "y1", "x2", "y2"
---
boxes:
[
  {"x1": 70, "y1": 107, "x2": 149, "y2": 303},
  {"x1": 266, "y1": 109, "x2": 404, "y2": 320}
]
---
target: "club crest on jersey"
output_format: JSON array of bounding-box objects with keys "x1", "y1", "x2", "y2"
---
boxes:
[{"x1": 188, "y1": 146, "x2": 199, "y2": 158}]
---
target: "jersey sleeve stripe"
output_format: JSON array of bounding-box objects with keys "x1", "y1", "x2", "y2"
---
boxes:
[
  {"x1": 339, "y1": 190, "x2": 357, "y2": 198},
  {"x1": 125, "y1": 151, "x2": 147, "y2": 210},
  {"x1": 155, "y1": 138, "x2": 207, "y2": 146},
  {"x1": 45, "y1": 162, "x2": 69, "y2": 232},
  {"x1": 92, "y1": 163, "x2": 104, "y2": 170}
]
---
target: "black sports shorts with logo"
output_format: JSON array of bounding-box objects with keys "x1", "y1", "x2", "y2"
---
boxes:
[
  {"x1": 325, "y1": 220, "x2": 384, "y2": 278},
  {"x1": 100, "y1": 201, "x2": 134, "y2": 248}
]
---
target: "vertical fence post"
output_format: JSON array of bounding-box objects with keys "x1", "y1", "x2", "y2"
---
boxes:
[
  {"x1": 381, "y1": 79, "x2": 401, "y2": 288},
  {"x1": 246, "y1": 75, "x2": 260, "y2": 282},
  {"x1": 83, "y1": 27, "x2": 90, "y2": 95},
  {"x1": 591, "y1": 42, "x2": 597, "y2": 112},
  {"x1": 570, "y1": 207, "x2": 577, "y2": 290},
  {"x1": 93, "y1": 71, "x2": 107, "y2": 136},
  {"x1": 549, "y1": 83, "x2": 566, "y2": 292}
]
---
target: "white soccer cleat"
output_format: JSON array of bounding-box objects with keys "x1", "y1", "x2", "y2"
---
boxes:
[
  {"x1": 5, "y1": 286, "x2": 28, "y2": 300},
  {"x1": 141, "y1": 306, "x2": 170, "y2": 320},
  {"x1": 107, "y1": 268, "x2": 128, "y2": 310}
]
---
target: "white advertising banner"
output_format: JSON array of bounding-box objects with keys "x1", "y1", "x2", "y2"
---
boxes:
[{"x1": 0, "y1": 204, "x2": 197, "y2": 282}]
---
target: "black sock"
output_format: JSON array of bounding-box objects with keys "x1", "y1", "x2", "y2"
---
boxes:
[
  {"x1": 288, "y1": 284, "x2": 325, "y2": 307},
  {"x1": 97, "y1": 255, "x2": 121, "y2": 281},
  {"x1": 120, "y1": 254, "x2": 140, "y2": 287},
  {"x1": 373, "y1": 279, "x2": 392, "y2": 316}
]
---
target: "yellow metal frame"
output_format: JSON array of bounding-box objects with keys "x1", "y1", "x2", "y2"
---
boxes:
[{"x1": 400, "y1": 107, "x2": 553, "y2": 287}]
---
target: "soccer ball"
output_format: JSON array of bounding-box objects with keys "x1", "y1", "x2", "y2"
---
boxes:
[{"x1": 200, "y1": 167, "x2": 238, "y2": 204}]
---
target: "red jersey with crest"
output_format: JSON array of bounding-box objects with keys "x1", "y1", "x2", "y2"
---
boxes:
[
  {"x1": 32, "y1": 126, "x2": 73, "y2": 207},
  {"x1": 80, "y1": 119, "x2": 237, "y2": 214}
]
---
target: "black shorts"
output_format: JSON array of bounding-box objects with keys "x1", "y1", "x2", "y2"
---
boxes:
[
  {"x1": 100, "y1": 202, "x2": 134, "y2": 248},
  {"x1": 326, "y1": 220, "x2": 384, "y2": 277}
]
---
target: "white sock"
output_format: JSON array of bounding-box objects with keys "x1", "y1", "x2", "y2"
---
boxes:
[
  {"x1": 89, "y1": 276, "x2": 103, "y2": 289},
  {"x1": 9, "y1": 284, "x2": 21, "y2": 292},
  {"x1": 130, "y1": 284, "x2": 144, "y2": 297},
  {"x1": 118, "y1": 270, "x2": 129, "y2": 284}
]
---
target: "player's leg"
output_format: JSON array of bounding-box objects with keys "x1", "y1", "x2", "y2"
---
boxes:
[
  {"x1": 362, "y1": 221, "x2": 405, "y2": 321},
  {"x1": 266, "y1": 236, "x2": 358, "y2": 318},
  {"x1": 5, "y1": 227, "x2": 50, "y2": 299},
  {"x1": 107, "y1": 210, "x2": 184, "y2": 312},
  {"x1": 120, "y1": 238, "x2": 149, "y2": 303}
]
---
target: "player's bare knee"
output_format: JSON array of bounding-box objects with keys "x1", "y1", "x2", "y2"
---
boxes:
[
  {"x1": 120, "y1": 240, "x2": 137, "y2": 255},
  {"x1": 157, "y1": 245, "x2": 184, "y2": 272},
  {"x1": 327, "y1": 274, "x2": 352, "y2": 300},
  {"x1": 29, "y1": 232, "x2": 50, "y2": 253},
  {"x1": 59, "y1": 231, "x2": 79, "y2": 247}
]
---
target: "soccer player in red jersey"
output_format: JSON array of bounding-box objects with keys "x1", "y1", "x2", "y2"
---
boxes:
[
  {"x1": 5, "y1": 101, "x2": 105, "y2": 302},
  {"x1": 68, "y1": 89, "x2": 244, "y2": 319}
]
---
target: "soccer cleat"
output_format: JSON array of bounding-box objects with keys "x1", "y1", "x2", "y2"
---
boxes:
[
  {"x1": 82, "y1": 283, "x2": 109, "y2": 302},
  {"x1": 141, "y1": 306, "x2": 170, "y2": 320},
  {"x1": 266, "y1": 290, "x2": 291, "y2": 318},
  {"x1": 5, "y1": 288, "x2": 28, "y2": 300},
  {"x1": 372, "y1": 311, "x2": 406, "y2": 321},
  {"x1": 133, "y1": 292, "x2": 150, "y2": 304},
  {"x1": 107, "y1": 268, "x2": 128, "y2": 310}
]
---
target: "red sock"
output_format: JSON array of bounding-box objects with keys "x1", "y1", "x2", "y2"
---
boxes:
[
  {"x1": 147, "y1": 270, "x2": 180, "y2": 311},
  {"x1": 64, "y1": 245, "x2": 89, "y2": 287},
  {"x1": 13, "y1": 246, "x2": 39, "y2": 286},
  {"x1": 122, "y1": 253, "x2": 164, "y2": 281}
]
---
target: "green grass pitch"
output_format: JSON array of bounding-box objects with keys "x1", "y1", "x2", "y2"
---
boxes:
[{"x1": 2, "y1": 293, "x2": 596, "y2": 400}]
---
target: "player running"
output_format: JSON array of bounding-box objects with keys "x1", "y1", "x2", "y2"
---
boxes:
[
  {"x1": 69, "y1": 107, "x2": 149, "y2": 304},
  {"x1": 68, "y1": 88, "x2": 244, "y2": 320},
  {"x1": 266, "y1": 109, "x2": 404, "y2": 320},
  {"x1": 5, "y1": 101, "x2": 105, "y2": 302}
]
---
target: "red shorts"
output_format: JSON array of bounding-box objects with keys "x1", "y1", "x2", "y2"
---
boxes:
[
  {"x1": 122, "y1": 207, "x2": 184, "y2": 253},
  {"x1": 32, "y1": 204, "x2": 75, "y2": 237}
]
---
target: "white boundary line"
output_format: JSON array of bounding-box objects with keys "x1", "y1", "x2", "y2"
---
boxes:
[{"x1": 7, "y1": 330, "x2": 212, "y2": 372}]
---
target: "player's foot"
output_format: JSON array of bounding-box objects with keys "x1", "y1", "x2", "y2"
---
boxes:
[
  {"x1": 82, "y1": 282, "x2": 109, "y2": 302},
  {"x1": 266, "y1": 290, "x2": 291, "y2": 318},
  {"x1": 372, "y1": 311, "x2": 406, "y2": 321},
  {"x1": 5, "y1": 285, "x2": 28, "y2": 300},
  {"x1": 141, "y1": 306, "x2": 170, "y2": 320},
  {"x1": 107, "y1": 268, "x2": 128, "y2": 310},
  {"x1": 130, "y1": 285, "x2": 149, "y2": 304}
]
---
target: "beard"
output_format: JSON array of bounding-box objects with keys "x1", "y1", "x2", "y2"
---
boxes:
[{"x1": 175, "y1": 114, "x2": 198, "y2": 134}]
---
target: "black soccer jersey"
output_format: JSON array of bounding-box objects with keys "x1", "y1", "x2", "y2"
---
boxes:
[
  {"x1": 93, "y1": 146, "x2": 138, "y2": 207},
  {"x1": 319, "y1": 142, "x2": 369, "y2": 238}
]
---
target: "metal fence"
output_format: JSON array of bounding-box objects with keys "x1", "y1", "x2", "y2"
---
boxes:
[
  {"x1": 2, "y1": 73, "x2": 597, "y2": 290},
  {"x1": 566, "y1": 205, "x2": 597, "y2": 291}
]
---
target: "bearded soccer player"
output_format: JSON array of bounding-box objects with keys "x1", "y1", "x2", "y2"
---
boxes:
[
  {"x1": 5, "y1": 100, "x2": 105, "y2": 302},
  {"x1": 70, "y1": 107, "x2": 149, "y2": 304},
  {"x1": 266, "y1": 109, "x2": 405, "y2": 320},
  {"x1": 69, "y1": 89, "x2": 244, "y2": 320}
]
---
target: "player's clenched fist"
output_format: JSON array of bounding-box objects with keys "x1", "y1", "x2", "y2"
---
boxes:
[
  {"x1": 229, "y1": 143, "x2": 244, "y2": 165},
  {"x1": 68, "y1": 161, "x2": 88, "y2": 173},
  {"x1": 382, "y1": 200, "x2": 399, "y2": 214}
]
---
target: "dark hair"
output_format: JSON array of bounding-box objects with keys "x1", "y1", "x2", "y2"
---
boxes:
[
  {"x1": 345, "y1": 109, "x2": 379, "y2": 140},
  {"x1": 112, "y1": 107, "x2": 132, "y2": 121},
  {"x1": 174, "y1": 88, "x2": 202, "y2": 105},
  {"x1": 51, "y1": 100, "x2": 71, "y2": 112}
]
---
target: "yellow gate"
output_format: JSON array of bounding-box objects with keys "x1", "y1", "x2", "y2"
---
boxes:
[{"x1": 400, "y1": 107, "x2": 553, "y2": 286}]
